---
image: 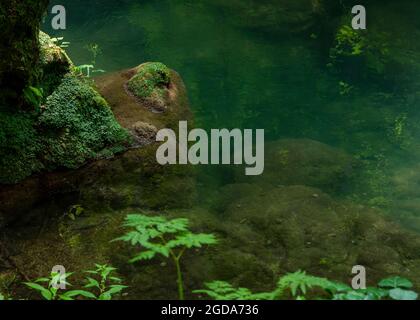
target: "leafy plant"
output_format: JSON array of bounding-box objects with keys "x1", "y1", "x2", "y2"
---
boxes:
[
  {"x1": 76, "y1": 43, "x2": 105, "y2": 77},
  {"x1": 83, "y1": 264, "x2": 127, "y2": 300},
  {"x1": 271, "y1": 270, "x2": 340, "y2": 299},
  {"x1": 378, "y1": 276, "x2": 418, "y2": 301},
  {"x1": 85, "y1": 43, "x2": 102, "y2": 65},
  {"x1": 195, "y1": 272, "x2": 418, "y2": 301},
  {"x1": 23, "y1": 86, "x2": 43, "y2": 109},
  {"x1": 193, "y1": 281, "x2": 271, "y2": 300},
  {"x1": 114, "y1": 214, "x2": 218, "y2": 300},
  {"x1": 24, "y1": 272, "x2": 95, "y2": 300}
]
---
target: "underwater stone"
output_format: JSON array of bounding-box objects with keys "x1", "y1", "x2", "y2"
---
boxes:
[
  {"x1": 130, "y1": 121, "x2": 158, "y2": 147},
  {"x1": 235, "y1": 139, "x2": 355, "y2": 194}
]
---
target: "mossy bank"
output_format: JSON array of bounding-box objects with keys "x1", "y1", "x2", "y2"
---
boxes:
[{"x1": 0, "y1": 32, "x2": 130, "y2": 185}]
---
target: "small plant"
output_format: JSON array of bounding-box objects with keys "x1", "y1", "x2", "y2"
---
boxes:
[
  {"x1": 193, "y1": 281, "x2": 271, "y2": 300},
  {"x1": 83, "y1": 264, "x2": 127, "y2": 300},
  {"x1": 85, "y1": 43, "x2": 102, "y2": 65},
  {"x1": 24, "y1": 272, "x2": 96, "y2": 300},
  {"x1": 339, "y1": 81, "x2": 353, "y2": 96},
  {"x1": 23, "y1": 86, "x2": 43, "y2": 110},
  {"x1": 0, "y1": 292, "x2": 9, "y2": 300},
  {"x1": 115, "y1": 214, "x2": 217, "y2": 300},
  {"x1": 23, "y1": 264, "x2": 126, "y2": 300},
  {"x1": 76, "y1": 43, "x2": 105, "y2": 77},
  {"x1": 271, "y1": 270, "x2": 340, "y2": 299}
]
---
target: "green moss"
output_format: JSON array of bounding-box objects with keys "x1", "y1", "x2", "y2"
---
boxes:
[
  {"x1": 38, "y1": 32, "x2": 73, "y2": 98},
  {"x1": 0, "y1": 110, "x2": 43, "y2": 183},
  {"x1": 127, "y1": 62, "x2": 170, "y2": 100},
  {"x1": 0, "y1": 73, "x2": 130, "y2": 184},
  {"x1": 329, "y1": 23, "x2": 391, "y2": 83},
  {"x1": 39, "y1": 74, "x2": 130, "y2": 169}
]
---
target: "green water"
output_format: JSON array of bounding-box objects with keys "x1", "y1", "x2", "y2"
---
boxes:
[
  {"x1": 44, "y1": 1, "x2": 340, "y2": 137},
  {"x1": 43, "y1": 1, "x2": 420, "y2": 226}
]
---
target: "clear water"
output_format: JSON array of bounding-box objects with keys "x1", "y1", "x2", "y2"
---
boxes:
[{"x1": 43, "y1": 1, "x2": 420, "y2": 228}]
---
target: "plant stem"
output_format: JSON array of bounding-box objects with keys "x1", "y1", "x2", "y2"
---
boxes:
[{"x1": 174, "y1": 257, "x2": 184, "y2": 300}]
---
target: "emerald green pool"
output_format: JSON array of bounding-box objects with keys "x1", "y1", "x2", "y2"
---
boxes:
[{"x1": 42, "y1": 0, "x2": 420, "y2": 229}]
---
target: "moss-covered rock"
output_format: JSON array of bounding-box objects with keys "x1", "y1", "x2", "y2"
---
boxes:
[
  {"x1": 0, "y1": 61, "x2": 194, "y2": 224},
  {"x1": 126, "y1": 62, "x2": 171, "y2": 113},
  {"x1": 0, "y1": 32, "x2": 130, "y2": 185},
  {"x1": 38, "y1": 74, "x2": 130, "y2": 170}
]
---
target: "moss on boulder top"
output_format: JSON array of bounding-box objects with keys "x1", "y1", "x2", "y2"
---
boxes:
[{"x1": 126, "y1": 62, "x2": 171, "y2": 113}]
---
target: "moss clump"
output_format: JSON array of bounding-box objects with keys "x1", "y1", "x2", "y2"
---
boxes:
[
  {"x1": 39, "y1": 74, "x2": 130, "y2": 170},
  {"x1": 328, "y1": 24, "x2": 390, "y2": 83},
  {"x1": 127, "y1": 62, "x2": 171, "y2": 112},
  {"x1": 0, "y1": 109, "x2": 42, "y2": 183},
  {"x1": 127, "y1": 62, "x2": 170, "y2": 99}
]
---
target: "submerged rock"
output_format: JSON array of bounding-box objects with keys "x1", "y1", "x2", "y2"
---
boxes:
[
  {"x1": 130, "y1": 121, "x2": 158, "y2": 147},
  {"x1": 235, "y1": 139, "x2": 355, "y2": 193},
  {"x1": 211, "y1": 0, "x2": 342, "y2": 35}
]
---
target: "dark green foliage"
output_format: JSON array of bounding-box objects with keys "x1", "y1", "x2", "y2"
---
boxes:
[
  {"x1": 328, "y1": 23, "x2": 391, "y2": 84},
  {"x1": 195, "y1": 272, "x2": 418, "y2": 301},
  {"x1": 24, "y1": 264, "x2": 126, "y2": 300},
  {"x1": 193, "y1": 281, "x2": 272, "y2": 300},
  {"x1": 23, "y1": 86, "x2": 43, "y2": 110},
  {"x1": 115, "y1": 213, "x2": 217, "y2": 300},
  {"x1": 0, "y1": 0, "x2": 49, "y2": 107},
  {"x1": 0, "y1": 110, "x2": 42, "y2": 184},
  {"x1": 83, "y1": 264, "x2": 128, "y2": 300}
]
